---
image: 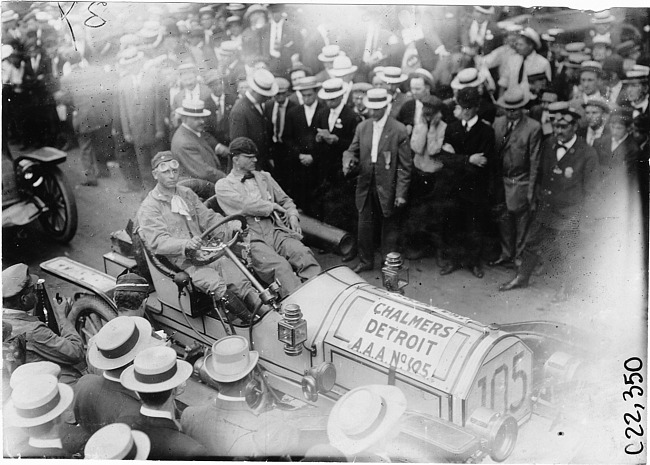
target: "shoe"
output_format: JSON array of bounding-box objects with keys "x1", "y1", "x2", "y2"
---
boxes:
[
  {"x1": 439, "y1": 263, "x2": 461, "y2": 276},
  {"x1": 488, "y1": 256, "x2": 512, "y2": 267},
  {"x1": 352, "y1": 263, "x2": 373, "y2": 273},
  {"x1": 471, "y1": 265, "x2": 484, "y2": 279},
  {"x1": 341, "y1": 252, "x2": 357, "y2": 262},
  {"x1": 80, "y1": 180, "x2": 98, "y2": 187},
  {"x1": 404, "y1": 247, "x2": 425, "y2": 260},
  {"x1": 499, "y1": 275, "x2": 529, "y2": 291}
]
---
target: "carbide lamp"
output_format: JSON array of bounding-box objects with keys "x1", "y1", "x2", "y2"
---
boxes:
[
  {"x1": 277, "y1": 303, "x2": 308, "y2": 356},
  {"x1": 382, "y1": 252, "x2": 409, "y2": 294}
]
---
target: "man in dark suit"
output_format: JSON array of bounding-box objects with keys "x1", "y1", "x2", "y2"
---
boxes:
[
  {"x1": 342, "y1": 88, "x2": 411, "y2": 272},
  {"x1": 171, "y1": 99, "x2": 228, "y2": 183},
  {"x1": 313, "y1": 78, "x2": 361, "y2": 236},
  {"x1": 253, "y1": 4, "x2": 302, "y2": 79},
  {"x1": 283, "y1": 76, "x2": 326, "y2": 214},
  {"x1": 75, "y1": 316, "x2": 153, "y2": 436},
  {"x1": 204, "y1": 70, "x2": 236, "y2": 149},
  {"x1": 577, "y1": 99, "x2": 611, "y2": 146},
  {"x1": 397, "y1": 69, "x2": 441, "y2": 130},
  {"x1": 118, "y1": 346, "x2": 208, "y2": 459},
  {"x1": 490, "y1": 89, "x2": 542, "y2": 268},
  {"x1": 264, "y1": 77, "x2": 297, "y2": 194},
  {"x1": 500, "y1": 102, "x2": 600, "y2": 301},
  {"x1": 437, "y1": 86, "x2": 496, "y2": 278},
  {"x1": 229, "y1": 68, "x2": 277, "y2": 172},
  {"x1": 116, "y1": 47, "x2": 166, "y2": 191},
  {"x1": 170, "y1": 63, "x2": 213, "y2": 129}
]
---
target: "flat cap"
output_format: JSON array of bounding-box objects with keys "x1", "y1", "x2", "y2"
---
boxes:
[
  {"x1": 2, "y1": 264, "x2": 39, "y2": 299},
  {"x1": 151, "y1": 151, "x2": 176, "y2": 170}
]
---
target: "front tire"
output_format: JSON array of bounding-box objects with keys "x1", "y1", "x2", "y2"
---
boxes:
[
  {"x1": 37, "y1": 166, "x2": 78, "y2": 242},
  {"x1": 68, "y1": 295, "x2": 117, "y2": 348}
]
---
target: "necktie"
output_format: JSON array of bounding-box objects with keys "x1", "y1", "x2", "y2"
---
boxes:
[
  {"x1": 463, "y1": 121, "x2": 471, "y2": 133},
  {"x1": 556, "y1": 144, "x2": 567, "y2": 161},
  {"x1": 170, "y1": 195, "x2": 192, "y2": 220},
  {"x1": 241, "y1": 172, "x2": 255, "y2": 183},
  {"x1": 518, "y1": 56, "x2": 526, "y2": 84}
]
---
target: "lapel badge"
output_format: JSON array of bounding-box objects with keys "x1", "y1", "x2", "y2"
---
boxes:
[
  {"x1": 564, "y1": 167, "x2": 574, "y2": 178},
  {"x1": 552, "y1": 166, "x2": 562, "y2": 175}
]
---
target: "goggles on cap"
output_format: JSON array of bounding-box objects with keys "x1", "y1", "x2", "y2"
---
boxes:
[{"x1": 156, "y1": 159, "x2": 180, "y2": 172}]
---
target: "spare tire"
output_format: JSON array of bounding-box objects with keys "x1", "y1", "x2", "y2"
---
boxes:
[{"x1": 67, "y1": 295, "x2": 117, "y2": 348}]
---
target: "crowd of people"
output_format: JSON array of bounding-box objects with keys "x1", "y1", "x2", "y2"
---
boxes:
[{"x1": 2, "y1": 2, "x2": 650, "y2": 460}]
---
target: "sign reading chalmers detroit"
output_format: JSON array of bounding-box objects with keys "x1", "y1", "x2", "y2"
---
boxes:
[{"x1": 348, "y1": 300, "x2": 461, "y2": 380}]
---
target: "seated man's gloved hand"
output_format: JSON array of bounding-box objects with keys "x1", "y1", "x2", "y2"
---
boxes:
[
  {"x1": 288, "y1": 215, "x2": 302, "y2": 235},
  {"x1": 186, "y1": 236, "x2": 204, "y2": 251}
]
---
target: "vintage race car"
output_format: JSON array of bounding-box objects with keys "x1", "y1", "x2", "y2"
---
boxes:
[{"x1": 39, "y1": 220, "x2": 592, "y2": 462}]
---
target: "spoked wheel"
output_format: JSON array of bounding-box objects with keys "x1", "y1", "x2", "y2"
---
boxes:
[
  {"x1": 36, "y1": 166, "x2": 78, "y2": 243},
  {"x1": 67, "y1": 295, "x2": 117, "y2": 348}
]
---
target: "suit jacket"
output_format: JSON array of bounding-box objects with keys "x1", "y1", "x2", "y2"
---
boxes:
[
  {"x1": 535, "y1": 137, "x2": 600, "y2": 230},
  {"x1": 229, "y1": 95, "x2": 273, "y2": 171},
  {"x1": 593, "y1": 134, "x2": 642, "y2": 193},
  {"x1": 22, "y1": 50, "x2": 56, "y2": 101},
  {"x1": 343, "y1": 116, "x2": 411, "y2": 216},
  {"x1": 118, "y1": 413, "x2": 208, "y2": 459},
  {"x1": 389, "y1": 90, "x2": 410, "y2": 120},
  {"x1": 254, "y1": 20, "x2": 303, "y2": 78},
  {"x1": 313, "y1": 104, "x2": 360, "y2": 185},
  {"x1": 57, "y1": 65, "x2": 114, "y2": 134},
  {"x1": 438, "y1": 118, "x2": 497, "y2": 205},
  {"x1": 493, "y1": 115, "x2": 542, "y2": 211},
  {"x1": 171, "y1": 124, "x2": 226, "y2": 183},
  {"x1": 73, "y1": 374, "x2": 141, "y2": 435},
  {"x1": 204, "y1": 92, "x2": 237, "y2": 144},
  {"x1": 577, "y1": 124, "x2": 611, "y2": 147},
  {"x1": 117, "y1": 71, "x2": 166, "y2": 146},
  {"x1": 396, "y1": 97, "x2": 443, "y2": 128},
  {"x1": 283, "y1": 101, "x2": 327, "y2": 160}
]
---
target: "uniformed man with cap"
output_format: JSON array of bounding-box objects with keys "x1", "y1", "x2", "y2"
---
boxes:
[
  {"x1": 500, "y1": 102, "x2": 600, "y2": 301},
  {"x1": 2, "y1": 264, "x2": 84, "y2": 385},
  {"x1": 137, "y1": 151, "x2": 264, "y2": 312},
  {"x1": 118, "y1": 346, "x2": 208, "y2": 459}
]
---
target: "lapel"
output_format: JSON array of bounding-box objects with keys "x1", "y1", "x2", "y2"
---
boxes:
[
  {"x1": 141, "y1": 415, "x2": 179, "y2": 432},
  {"x1": 377, "y1": 118, "x2": 393, "y2": 157},
  {"x1": 555, "y1": 140, "x2": 579, "y2": 168}
]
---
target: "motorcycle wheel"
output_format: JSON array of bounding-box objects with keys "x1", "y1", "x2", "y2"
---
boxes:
[
  {"x1": 68, "y1": 295, "x2": 117, "y2": 348},
  {"x1": 37, "y1": 166, "x2": 78, "y2": 243}
]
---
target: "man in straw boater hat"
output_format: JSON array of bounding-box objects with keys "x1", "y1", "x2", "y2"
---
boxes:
[
  {"x1": 377, "y1": 66, "x2": 409, "y2": 118},
  {"x1": 500, "y1": 102, "x2": 599, "y2": 302},
  {"x1": 313, "y1": 77, "x2": 362, "y2": 242},
  {"x1": 490, "y1": 88, "x2": 542, "y2": 269},
  {"x1": 437, "y1": 86, "x2": 496, "y2": 279},
  {"x1": 621, "y1": 65, "x2": 650, "y2": 121},
  {"x1": 2, "y1": 263, "x2": 84, "y2": 384},
  {"x1": 171, "y1": 98, "x2": 228, "y2": 183},
  {"x1": 181, "y1": 335, "x2": 306, "y2": 458},
  {"x1": 84, "y1": 423, "x2": 150, "y2": 460},
  {"x1": 4, "y1": 374, "x2": 86, "y2": 458},
  {"x1": 137, "y1": 151, "x2": 266, "y2": 313},
  {"x1": 327, "y1": 384, "x2": 407, "y2": 461},
  {"x1": 577, "y1": 98, "x2": 611, "y2": 147},
  {"x1": 313, "y1": 44, "x2": 344, "y2": 84},
  {"x1": 116, "y1": 46, "x2": 166, "y2": 191},
  {"x1": 229, "y1": 68, "x2": 278, "y2": 172},
  {"x1": 119, "y1": 346, "x2": 207, "y2": 458},
  {"x1": 568, "y1": 60, "x2": 607, "y2": 129},
  {"x1": 283, "y1": 75, "x2": 326, "y2": 214},
  {"x1": 449, "y1": 67, "x2": 496, "y2": 124},
  {"x1": 74, "y1": 316, "x2": 155, "y2": 436},
  {"x1": 499, "y1": 26, "x2": 551, "y2": 96},
  {"x1": 342, "y1": 87, "x2": 411, "y2": 273},
  {"x1": 216, "y1": 137, "x2": 321, "y2": 297},
  {"x1": 327, "y1": 55, "x2": 359, "y2": 104}
]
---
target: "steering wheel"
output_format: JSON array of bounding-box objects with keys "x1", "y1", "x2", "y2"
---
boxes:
[{"x1": 187, "y1": 214, "x2": 248, "y2": 266}]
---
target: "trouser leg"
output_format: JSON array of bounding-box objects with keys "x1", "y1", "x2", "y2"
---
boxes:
[
  {"x1": 134, "y1": 144, "x2": 156, "y2": 190},
  {"x1": 186, "y1": 259, "x2": 262, "y2": 309},
  {"x1": 357, "y1": 190, "x2": 377, "y2": 267},
  {"x1": 250, "y1": 238, "x2": 301, "y2": 297},
  {"x1": 464, "y1": 201, "x2": 486, "y2": 267},
  {"x1": 380, "y1": 211, "x2": 400, "y2": 257},
  {"x1": 117, "y1": 137, "x2": 142, "y2": 190},
  {"x1": 514, "y1": 207, "x2": 531, "y2": 260},
  {"x1": 90, "y1": 127, "x2": 112, "y2": 177},
  {"x1": 274, "y1": 231, "x2": 321, "y2": 282},
  {"x1": 495, "y1": 203, "x2": 515, "y2": 260},
  {"x1": 77, "y1": 132, "x2": 98, "y2": 182}
]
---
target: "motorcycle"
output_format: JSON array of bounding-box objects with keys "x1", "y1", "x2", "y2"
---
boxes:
[{"x1": 2, "y1": 141, "x2": 78, "y2": 243}]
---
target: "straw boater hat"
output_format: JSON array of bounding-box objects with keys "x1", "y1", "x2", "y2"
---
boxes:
[
  {"x1": 318, "y1": 44, "x2": 343, "y2": 63},
  {"x1": 410, "y1": 68, "x2": 435, "y2": 89},
  {"x1": 541, "y1": 92, "x2": 558, "y2": 103},
  {"x1": 565, "y1": 53, "x2": 590, "y2": 69},
  {"x1": 248, "y1": 68, "x2": 279, "y2": 97},
  {"x1": 519, "y1": 27, "x2": 541, "y2": 50},
  {"x1": 379, "y1": 66, "x2": 408, "y2": 84},
  {"x1": 548, "y1": 101, "x2": 582, "y2": 122},
  {"x1": 293, "y1": 75, "x2": 321, "y2": 91},
  {"x1": 204, "y1": 335, "x2": 259, "y2": 383},
  {"x1": 327, "y1": 385, "x2": 407, "y2": 455},
  {"x1": 2, "y1": 10, "x2": 19, "y2": 23},
  {"x1": 217, "y1": 40, "x2": 239, "y2": 57},
  {"x1": 329, "y1": 55, "x2": 358, "y2": 78},
  {"x1": 363, "y1": 88, "x2": 392, "y2": 109},
  {"x1": 243, "y1": 4, "x2": 268, "y2": 23},
  {"x1": 10, "y1": 361, "x2": 61, "y2": 390},
  {"x1": 319, "y1": 78, "x2": 346, "y2": 100},
  {"x1": 351, "y1": 82, "x2": 373, "y2": 94},
  {"x1": 115, "y1": 273, "x2": 150, "y2": 293},
  {"x1": 120, "y1": 346, "x2": 193, "y2": 393},
  {"x1": 450, "y1": 68, "x2": 485, "y2": 90},
  {"x1": 616, "y1": 40, "x2": 640, "y2": 58},
  {"x1": 562, "y1": 42, "x2": 586, "y2": 56},
  {"x1": 88, "y1": 316, "x2": 152, "y2": 371},
  {"x1": 5, "y1": 375, "x2": 74, "y2": 428},
  {"x1": 275, "y1": 77, "x2": 290, "y2": 93},
  {"x1": 580, "y1": 60, "x2": 603, "y2": 75},
  {"x1": 591, "y1": 10, "x2": 616, "y2": 24},
  {"x1": 2, "y1": 44, "x2": 14, "y2": 60},
  {"x1": 226, "y1": 3, "x2": 246, "y2": 14},
  {"x1": 85, "y1": 423, "x2": 150, "y2": 460},
  {"x1": 496, "y1": 88, "x2": 530, "y2": 109},
  {"x1": 177, "y1": 62, "x2": 197, "y2": 74},
  {"x1": 622, "y1": 65, "x2": 650, "y2": 84},
  {"x1": 118, "y1": 47, "x2": 144, "y2": 66},
  {"x1": 175, "y1": 99, "x2": 212, "y2": 118},
  {"x1": 473, "y1": 6, "x2": 495, "y2": 15},
  {"x1": 226, "y1": 15, "x2": 242, "y2": 26},
  {"x1": 582, "y1": 98, "x2": 611, "y2": 113},
  {"x1": 592, "y1": 35, "x2": 612, "y2": 47}
]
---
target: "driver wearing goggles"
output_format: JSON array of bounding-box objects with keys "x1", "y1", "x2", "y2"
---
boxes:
[{"x1": 137, "y1": 151, "x2": 264, "y2": 311}]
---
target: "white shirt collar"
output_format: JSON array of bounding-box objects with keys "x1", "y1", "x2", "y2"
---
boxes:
[
  {"x1": 463, "y1": 114, "x2": 479, "y2": 130},
  {"x1": 217, "y1": 393, "x2": 247, "y2": 402},
  {"x1": 560, "y1": 134, "x2": 577, "y2": 150},
  {"x1": 373, "y1": 108, "x2": 390, "y2": 129},
  {"x1": 140, "y1": 405, "x2": 174, "y2": 420},
  {"x1": 633, "y1": 95, "x2": 649, "y2": 111},
  {"x1": 182, "y1": 123, "x2": 202, "y2": 138},
  {"x1": 612, "y1": 133, "x2": 629, "y2": 151},
  {"x1": 28, "y1": 437, "x2": 63, "y2": 449}
]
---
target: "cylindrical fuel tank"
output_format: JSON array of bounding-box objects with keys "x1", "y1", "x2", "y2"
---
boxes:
[{"x1": 299, "y1": 215, "x2": 355, "y2": 256}]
